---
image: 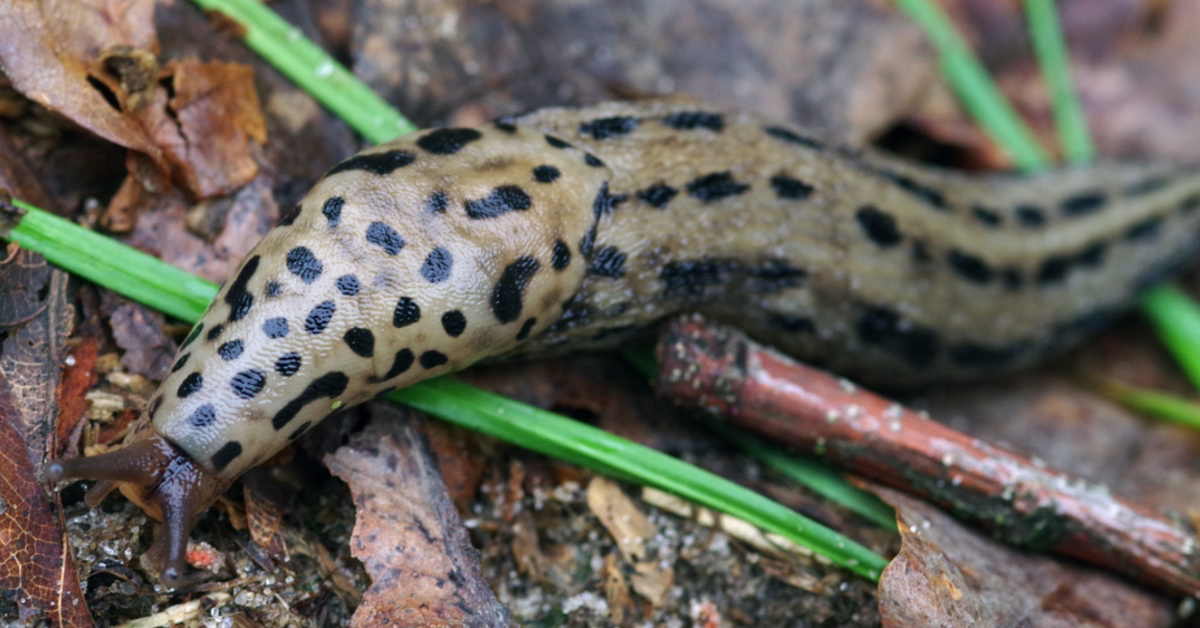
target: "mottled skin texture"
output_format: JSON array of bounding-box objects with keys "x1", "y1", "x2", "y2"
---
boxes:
[{"x1": 48, "y1": 99, "x2": 1200, "y2": 584}]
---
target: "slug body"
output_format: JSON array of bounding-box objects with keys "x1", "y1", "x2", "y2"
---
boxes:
[{"x1": 49, "y1": 100, "x2": 1200, "y2": 583}]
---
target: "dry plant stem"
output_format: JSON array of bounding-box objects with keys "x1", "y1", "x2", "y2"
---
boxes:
[{"x1": 655, "y1": 314, "x2": 1200, "y2": 598}]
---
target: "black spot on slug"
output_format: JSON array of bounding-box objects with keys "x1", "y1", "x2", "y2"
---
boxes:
[
  {"x1": 188, "y1": 404, "x2": 215, "y2": 428},
  {"x1": 211, "y1": 441, "x2": 242, "y2": 472},
  {"x1": 662, "y1": 112, "x2": 724, "y2": 131},
  {"x1": 336, "y1": 274, "x2": 361, "y2": 297},
  {"x1": 272, "y1": 371, "x2": 349, "y2": 430},
  {"x1": 231, "y1": 369, "x2": 266, "y2": 399},
  {"x1": 420, "y1": 247, "x2": 453, "y2": 283},
  {"x1": 366, "y1": 221, "x2": 405, "y2": 255},
  {"x1": 380, "y1": 349, "x2": 414, "y2": 380},
  {"x1": 328, "y1": 150, "x2": 415, "y2": 176},
  {"x1": 265, "y1": 281, "x2": 282, "y2": 298},
  {"x1": 1015, "y1": 205, "x2": 1047, "y2": 228},
  {"x1": 1002, "y1": 268, "x2": 1025, "y2": 290},
  {"x1": 1124, "y1": 177, "x2": 1169, "y2": 197},
  {"x1": 947, "y1": 250, "x2": 994, "y2": 284},
  {"x1": 171, "y1": 353, "x2": 190, "y2": 373},
  {"x1": 263, "y1": 317, "x2": 289, "y2": 339},
  {"x1": 181, "y1": 323, "x2": 204, "y2": 349},
  {"x1": 465, "y1": 185, "x2": 532, "y2": 219},
  {"x1": 416, "y1": 128, "x2": 482, "y2": 155},
  {"x1": 769, "y1": 314, "x2": 816, "y2": 333},
  {"x1": 552, "y1": 240, "x2": 571, "y2": 271},
  {"x1": 580, "y1": 116, "x2": 638, "y2": 140},
  {"x1": 589, "y1": 246, "x2": 627, "y2": 278},
  {"x1": 493, "y1": 121, "x2": 517, "y2": 134},
  {"x1": 441, "y1": 310, "x2": 467, "y2": 337},
  {"x1": 875, "y1": 168, "x2": 949, "y2": 212},
  {"x1": 322, "y1": 196, "x2": 344, "y2": 227},
  {"x1": 545, "y1": 135, "x2": 572, "y2": 150},
  {"x1": 206, "y1": 324, "x2": 225, "y2": 341},
  {"x1": 949, "y1": 342, "x2": 1031, "y2": 368},
  {"x1": 1124, "y1": 217, "x2": 1163, "y2": 241},
  {"x1": 584, "y1": 154, "x2": 605, "y2": 168},
  {"x1": 533, "y1": 165, "x2": 561, "y2": 183},
  {"x1": 1036, "y1": 241, "x2": 1109, "y2": 285},
  {"x1": 178, "y1": 372, "x2": 203, "y2": 398},
  {"x1": 393, "y1": 296, "x2": 421, "y2": 327},
  {"x1": 275, "y1": 352, "x2": 301, "y2": 376},
  {"x1": 419, "y1": 350, "x2": 449, "y2": 369},
  {"x1": 856, "y1": 306, "x2": 939, "y2": 368},
  {"x1": 660, "y1": 258, "x2": 806, "y2": 298},
  {"x1": 579, "y1": 225, "x2": 598, "y2": 260},
  {"x1": 224, "y1": 256, "x2": 259, "y2": 322},
  {"x1": 592, "y1": 182, "x2": 621, "y2": 218},
  {"x1": 1059, "y1": 190, "x2": 1107, "y2": 217},
  {"x1": 516, "y1": 317, "x2": 538, "y2": 341},
  {"x1": 1037, "y1": 256, "x2": 1071, "y2": 285},
  {"x1": 218, "y1": 340, "x2": 244, "y2": 361},
  {"x1": 1181, "y1": 193, "x2": 1200, "y2": 214},
  {"x1": 769, "y1": 174, "x2": 814, "y2": 200},
  {"x1": 764, "y1": 126, "x2": 824, "y2": 149},
  {"x1": 970, "y1": 205, "x2": 1003, "y2": 227},
  {"x1": 427, "y1": 190, "x2": 449, "y2": 214},
  {"x1": 637, "y1": 183, "x2": 678, "y2": 209},
  {"x1": 343, "y1": 327, "x2": 375, "y2": 357},
  {"x1": 491, "y1": 256, "x2": 540, "y2": 324},
  {"x1": 305, "y1": 300, "x2": 336, "y2": 334},
  {"x1": 855, "y1": 206, "x2": 903, "y2": 247},
  {"x1": 286, "y1": 246, "x2": 323, "y2": 284},
  {"x1": 686, "y1": 171, "x2": 750, "y2": 203},
  {"x1": 910, "y1": 240, "x2": 933, "y2": 264},
  {"x1": 1077, "y1": 241, "x2": 1107, "y2": 267}
]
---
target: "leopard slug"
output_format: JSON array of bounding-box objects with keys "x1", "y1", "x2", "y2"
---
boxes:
[{"x1": 47, "y1": 99, "x2": 1200, "y2": 584}]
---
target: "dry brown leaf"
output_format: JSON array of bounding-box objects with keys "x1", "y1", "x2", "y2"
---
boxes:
[
  {"x1": 323, "y1": 405, "x2": 511, "y2": 627},
  {"x1": 0, "y1": 0, "x2": 168, "y2": 178},
  {"x1": 0, "y1": 251, "x2": 89, "y2": 625},
  {"x1": 54, "y1": 337, "x2": 99, "y2": 456},
  {"x1": 0, "y1": 250, "x2": 73, "y2": 465},
  {"x1": 157, "y1": 60, "x2": 267, "y2": 199},
  {"x1": 0, "y1": 387, "x2": 92, "y2": 627},
  {"x1": 876, "y1": 486, "x2": 1172, "y2": 627},
  {"x1": 586, "y1": 476, "x2": 653, "y2": 563},
  {"x1": 628, "y1": 561, "x2": 674, "y2": 607},
  {"x1": 242, "y1": 479, "x2": 289, "y2": 565},
  {"x1": 603, "y1": 552, "x2": 638, "y2": 625}
]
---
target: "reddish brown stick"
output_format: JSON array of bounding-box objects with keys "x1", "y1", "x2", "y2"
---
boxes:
[{"x1": 655, "y1": 314, "x2": 1200, "y2": 598}]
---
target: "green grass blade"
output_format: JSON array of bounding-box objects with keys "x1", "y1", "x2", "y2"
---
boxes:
[
  {"x1": 394, "y1": 378, "x2": 888, "y2": 580},
  {"x1": 1023, "y1": 0, "x2": 1094, "y2": 164},
  {"x1": 189, "y1": 0, "x2": 415, "y2": 144},
  {"x1": 1141, "y1": 283, "x2": 1200, "y2": 391},
  {"x1": 716, "y1": 426, "x2": 897, "y2": 530},
  {"x1": 4, "y1": 199, "x2": 218, "y2": 322},
  {"x1": 2, "y1": 199, "x2": 887, "y2": 580},
  {"x1": 895, "y1": 0, "x2": 1051, "y2": 171},
  {"x1": 1088, "y1": 373, "x2": 1200, "y2": 431}
]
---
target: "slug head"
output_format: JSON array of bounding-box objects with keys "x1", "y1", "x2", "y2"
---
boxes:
[{"x1": 45, "y1": 419, "x2": 230, "y2": 587}]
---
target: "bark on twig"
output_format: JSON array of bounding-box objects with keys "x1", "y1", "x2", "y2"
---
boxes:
[{"x1": 655, "y1": 314, "x2": 1200, "y2": 598}]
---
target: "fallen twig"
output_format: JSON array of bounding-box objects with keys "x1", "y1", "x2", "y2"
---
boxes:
[{"x1": 655, "y1": 314, "x2": 1200, "y2": 597}]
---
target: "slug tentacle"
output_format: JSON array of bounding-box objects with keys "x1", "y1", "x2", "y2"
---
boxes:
[
  {"x1": 47, "y1": 100, "x2": 1200, "y2": 584},
  {"x1": 46, "y1": 432, "x2": 229, "y2": 586}
]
